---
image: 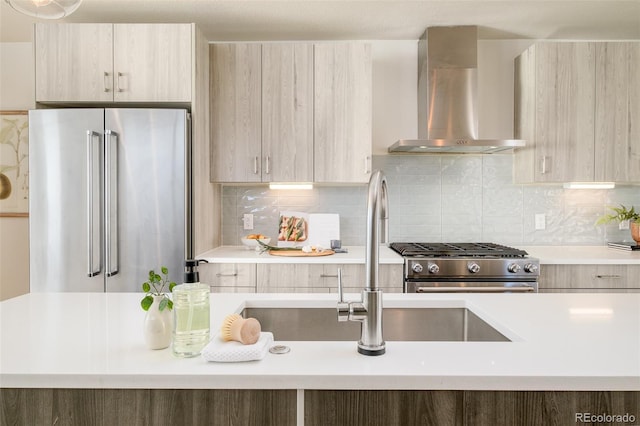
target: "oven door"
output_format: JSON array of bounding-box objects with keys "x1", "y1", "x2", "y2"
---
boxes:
[{"x1": 405, "y1": 280, "x2": 538, "y2": 293}]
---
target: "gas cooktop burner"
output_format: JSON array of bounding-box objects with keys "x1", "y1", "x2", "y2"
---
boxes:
[{"x1": 389, "y1": 242, "x2": 529, "y2": 258}]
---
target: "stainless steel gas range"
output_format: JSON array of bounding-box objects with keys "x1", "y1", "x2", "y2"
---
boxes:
[{"x1": 389, "y1": 243, "x2": 540, "y2": 293}]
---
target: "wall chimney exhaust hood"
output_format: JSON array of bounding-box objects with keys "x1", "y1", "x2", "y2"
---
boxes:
[{"x1": 388, "y1": 26, "x2": 525, "y2": 154}]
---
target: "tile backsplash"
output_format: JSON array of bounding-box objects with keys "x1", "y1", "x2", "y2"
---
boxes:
[{"x1": 221, "y1": 155, "x2": 640, "y2": 246}]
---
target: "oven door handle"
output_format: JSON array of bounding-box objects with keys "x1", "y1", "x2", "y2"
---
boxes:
[{"x1": 415, "y1": 286, "x2": 536, "y2": 293}]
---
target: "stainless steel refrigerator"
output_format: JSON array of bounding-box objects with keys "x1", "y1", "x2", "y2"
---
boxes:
[{"x1": 29, "y1": 108, "x2": 191, "y2": 292}]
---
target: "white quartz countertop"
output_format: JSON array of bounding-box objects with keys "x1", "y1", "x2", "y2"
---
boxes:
[
  {"x1": 521, "y1": 246, "x2": 640, "y2": 265},
  {"x1": 197, "y1": 245, "x2": 640, "y2": 265},
  {"x1": 198, "y1": 245, "x2": 404, "y2": 264},
  {"x1": 2, "y1": 292, "x2": 639, "y2": 391}
]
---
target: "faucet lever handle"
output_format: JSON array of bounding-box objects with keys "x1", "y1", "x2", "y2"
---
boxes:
[{"x1": 336, "y1": 268, "x2": 349, "y2": 322}]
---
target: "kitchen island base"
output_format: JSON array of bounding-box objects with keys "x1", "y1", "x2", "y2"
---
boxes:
[{"x1": 2, "y1": 389, "x2": 637, "y2": 426}]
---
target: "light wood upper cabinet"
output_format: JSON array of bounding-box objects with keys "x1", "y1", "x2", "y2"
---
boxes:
[
  {"x1": 594, "y1": 42, "x2": 640, "y2": 182},
  {"x1": 514, "y1": 42, "x2": 595, "y2": 183},
  {"x1": 211, "y1": 43, "x2": 313, "y2": 183},
  {"x1": 210, "y1": 42, "x2": 372, "y2": 184},
  {"x1": 35, "y1": 23, "x2": 193, "y2": 103},
  {"x1": 262, "y1": 44, "x2": 314, "y2": 183},
  {"x1": 210, "y1": 43, "x2": 262, "y2": 182},
  {"x1": 314, "y1": 43, "x2": 372, "y2": 183},
  {"x1": 35, "y1": 24, "x2": 114, "y2": 102},
  {"x1": 112, "y1": 24, "x2": 191, "y2": 102},
  {"x1": 515, "y1": 41, "x2": 640, "y2": 184}
]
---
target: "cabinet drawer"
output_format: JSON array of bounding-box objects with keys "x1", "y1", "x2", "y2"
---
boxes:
[
  {"x1": 200, "y1": 263, "x2": 256, "y2": 289},
  {"x1": 257, "y1": 263, "x2": 403, "y2": 293},
  {"x1": 257, "y1": 264, "x2": 324, "y2": 292},
  {"x1": 321, "y1": 264, "x2": 403, "y2": 293},
  {"x1": 209, "y1": 286, "x2": 257, "y2": 294},
  {"x1": 539, "y1": 265, "x2": 640, "y2": 290}
]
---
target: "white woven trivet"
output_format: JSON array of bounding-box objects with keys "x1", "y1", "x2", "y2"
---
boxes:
[{"x1": 201, "y1": 332, "x2": 274, "y2": 362}]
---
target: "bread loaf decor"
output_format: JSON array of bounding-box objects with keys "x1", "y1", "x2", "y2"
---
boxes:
[{"x1": 220, "y1": 314, "x2": 261, "y2": 345}]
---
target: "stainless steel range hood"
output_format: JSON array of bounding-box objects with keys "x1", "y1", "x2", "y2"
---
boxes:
[{"x1": 388, "y1": 26, "x2": 525, "y2": 154}]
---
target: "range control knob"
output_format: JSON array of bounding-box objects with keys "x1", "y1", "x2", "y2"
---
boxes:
[
  {"x1": 468, "y1": 262, "x2": 481, "y2": 274},
  {"x1": 508, "y1": 263, "x2": 522, "y2": 273},
  {"x1": 524, "y1": 263, "x2": 539, "y2": 273},
  {"x1": 427, "y1": 263, "x2": 440, "y2": 274},
  {"x1": 412, "y1": 263, "x2": 423, "y2": 273}
]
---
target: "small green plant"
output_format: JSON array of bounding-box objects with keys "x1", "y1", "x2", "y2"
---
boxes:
[
  {"x1": 140, "y1": 267, "x2": 177, "y2": 312},
  {"x1": 595, "y1": 204, "x2": 640, "y2": 226}
]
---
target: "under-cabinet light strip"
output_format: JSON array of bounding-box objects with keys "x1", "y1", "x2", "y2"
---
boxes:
[
  {"x1": 563, "y1": 182, "x2": 615, "y2": 189},
  {"x1": 269, "y1": 183, "x2": 314, "y2": 190}
]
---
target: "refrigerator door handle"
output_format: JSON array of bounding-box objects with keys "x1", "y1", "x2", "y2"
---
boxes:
[
  {"x1": 86, "y1": 131, "x2": 102, "y2": 277},
  {"x1": 105, "y1": 130, "x2": 119, "y2": 277}
]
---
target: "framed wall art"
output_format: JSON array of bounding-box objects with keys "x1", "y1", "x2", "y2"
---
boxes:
[{"x1": 0, "y1": 110, "x2": 29, "y2": 217}]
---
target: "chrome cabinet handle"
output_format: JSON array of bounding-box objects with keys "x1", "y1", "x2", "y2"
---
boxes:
[
  {"x1": 103, "y1": 72, "x2": 111, "y2": 93},
  {"x1": 104, "y1": 130, "x2": 119, "y2": 277},
  {"x1": 86, "y1": 131, "x2": 101, "y2": 277},
  {"x1": 216, "y1": 273, "x2": 238, "y2": 277},
  {"x1": 320, "y1": 274, "x2": 339, "y2": 278},
  {"x1": 595, "y1": 275, "x2": 622, "y2": 279},
  {"x1": 336, "y1": 268, "x2": 350, "y2": 322},
  {"x1": 265, "y1": 156, "x2": 270, "y2": 175},
  {"x1": 115, "y1": 72, "x2": 124, "y2": 92},
  {"x1": 253, "y1": 156, "x2": 259, "y2": 174},
  {"x1": 364, "y1": 156, "x2": 371, "y2": 174},
  {"x1": 540, "y1": 156, "x2": 550, "y2": 174},
  {"x1": 416, "y1": 286, "x2": 535, "y2": 293}
]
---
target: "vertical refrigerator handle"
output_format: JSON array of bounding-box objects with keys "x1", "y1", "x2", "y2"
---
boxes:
[
  {"x1": 86, "y1": 131, "x2": 102, "y2": 277},
  {"x1": 104, "y1": 130, "x2": 119, "y2": 277}
]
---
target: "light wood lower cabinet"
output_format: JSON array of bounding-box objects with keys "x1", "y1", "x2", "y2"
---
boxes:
[
  {"x1": 539, "y1": 264, "x2": 640, "y2": 292},
  {"x1": 256, "y1": 263, "x2": 403, "y2": 293},
  {"x1": 200, "y1": 263, "x2": 257, "y2": 293}
]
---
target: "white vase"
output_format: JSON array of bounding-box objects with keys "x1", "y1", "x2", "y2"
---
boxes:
[{"x1": 143, "y1": 295, "x2": 173, "y2": 350}]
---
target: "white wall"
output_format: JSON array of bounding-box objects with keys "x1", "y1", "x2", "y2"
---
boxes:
[{"x1": 0, "y1": 42, "x2": 33, "y2": 300}]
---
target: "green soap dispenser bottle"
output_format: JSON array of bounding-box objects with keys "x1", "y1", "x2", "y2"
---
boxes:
[{"x1": 172, "y1": 259, "x2": 210, "y2": 357}]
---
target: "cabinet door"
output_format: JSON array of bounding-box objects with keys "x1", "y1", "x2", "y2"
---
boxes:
[
  {"x1": 262, "y1": 44, "x2": 314, "y2": 183},
  {"x1": 314, "y1": 43, "x2": 372, "y2": 183},
  {"x1": 514, "y1": 46, "x2": 537, "y2": 183},
  {"x1": 321, "y1": 264, "x2": 403, "y2": 293},
  {"x1": 35, "y1": 23, "x2": 113, "y2": 102},
  {"x1": 534, "y1": 43, "x2": 595, "y2": 182},
  {"x1": 320, "y1": 264, "x2": 364, "y2": 293},
  {"x1": 210, "y1": 44, "x2": 262, "y2": 182},
  {"x1": 595, "y1": 42, "x2": 640, "y2": 182},
  {"x1": 257, "y1": 264, "x2": 328, "y2": 293},
  {"x1": 113, "y1": 24, "x2": 191, "y2": 102},
  {"x1": 539, "y1": 264, "x2": 640, "y2": 292},
  {"x1": 630, "y1": 43, "x2": 640, "y2": 182}
]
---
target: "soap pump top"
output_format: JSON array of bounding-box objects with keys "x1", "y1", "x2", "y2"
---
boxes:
[{"x1": 184, "y1": 259, "x2": 208, "y2": 284}]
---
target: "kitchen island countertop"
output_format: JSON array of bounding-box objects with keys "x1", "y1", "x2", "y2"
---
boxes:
[{"x1": 1, "y1": 292, "x2": 638, "y2": 391}]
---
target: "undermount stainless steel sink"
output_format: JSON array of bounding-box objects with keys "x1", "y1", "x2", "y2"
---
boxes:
[{"x1": 241, "y1": 307, "x2": 510, "y2": 342}]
